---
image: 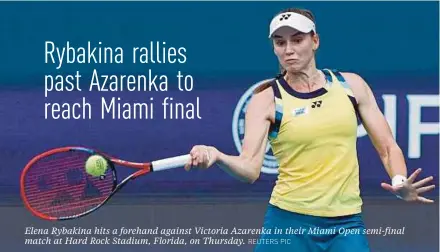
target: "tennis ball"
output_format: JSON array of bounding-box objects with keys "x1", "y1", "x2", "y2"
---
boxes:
[{"x1": 85, "y1": 155, "x2": 108, "y2": 177}]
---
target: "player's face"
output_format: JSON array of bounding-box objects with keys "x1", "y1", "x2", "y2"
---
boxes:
[{"x1": 272, "y1": 27, "x2": 319, "y2": 72}]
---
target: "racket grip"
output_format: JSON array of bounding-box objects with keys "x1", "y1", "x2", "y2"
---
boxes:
[{"x1": 152, "y1": 154, "x2": 191, "y2": 171}]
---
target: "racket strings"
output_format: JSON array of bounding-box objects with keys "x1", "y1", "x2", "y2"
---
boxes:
[{"x1": 23, "y1": 151, "x2": 114, "y2": 218}]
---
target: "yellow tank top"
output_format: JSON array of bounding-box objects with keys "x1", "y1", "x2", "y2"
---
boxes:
[{"x1": 268, "y1": 69, "x2": 362, "y2": 217}]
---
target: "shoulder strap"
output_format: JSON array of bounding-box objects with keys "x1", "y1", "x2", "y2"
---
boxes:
[
  {"x1": 330, "y1": 69, "x2": 362, "y2": 123},
  {"x1": 322, "y1": 69, "x2": 333, "y2": 87},
  {"x1": 332, "y1": 70, "x2": 354, "y2": 96},
  {"x1": 268, "y1": 78, "x2": 283, "y2": 139}
]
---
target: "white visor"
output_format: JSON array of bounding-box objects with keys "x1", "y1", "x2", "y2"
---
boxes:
[{"x1": 268, "y1": 12, "x2": 316, "y2": 38}]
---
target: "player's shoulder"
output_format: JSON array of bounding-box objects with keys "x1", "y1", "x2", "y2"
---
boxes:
[
  {"x1": 247, "y1": 78, "x2": 276, "y2": 112},
  {"x1": 253, "y1": 78, "x2": 276, "y2": 94},
  {"x1": 338, "y1": 71, "x2": 371, "y2": 103},
  {"x1": 338, "y1": 71, "x2": 369, "y2": 92},
  {"x1": 252, "y1": 78, "x2": 276, "y2": 101},
  {"x1": 339, "y1": 71, "x2": 366, "y2": 85}
]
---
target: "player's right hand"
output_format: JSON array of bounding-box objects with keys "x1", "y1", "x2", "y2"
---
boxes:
[{"x1": 184, "y1": 145, "x2": 218, "y2": 171}]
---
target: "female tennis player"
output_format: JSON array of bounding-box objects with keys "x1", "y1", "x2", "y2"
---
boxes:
[{"x1": 184, "y1": 8, "x2": 435, "y2": 252}]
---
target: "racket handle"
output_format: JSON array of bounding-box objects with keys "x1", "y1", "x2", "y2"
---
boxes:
[{"x1": 152, "y1": 154, "x2": 191, "y2": 171}]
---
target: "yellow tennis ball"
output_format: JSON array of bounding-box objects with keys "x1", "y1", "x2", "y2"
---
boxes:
[{"x1": 85, "y1": 155, "x2": 108, "y2": 177}]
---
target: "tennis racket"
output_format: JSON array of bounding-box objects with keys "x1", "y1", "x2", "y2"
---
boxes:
[{"x1": 20, "y1": 146, "x2": 190, "y2": 221}]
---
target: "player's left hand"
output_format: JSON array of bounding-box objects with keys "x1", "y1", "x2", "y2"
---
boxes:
[{"x1": 381, "y1": 168, "x2": 436, "y2": 203}]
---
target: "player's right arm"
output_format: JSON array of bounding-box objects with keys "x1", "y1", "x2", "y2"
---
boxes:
[{"x1": 184, "y1": 84, "x2": 274, "y2": 183}]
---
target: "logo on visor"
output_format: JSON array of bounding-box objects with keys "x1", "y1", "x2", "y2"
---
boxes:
[
  {"x1": 280, "y1": 14, "x2": 292, "y2": 21},
  {"x1": 232, "y1": 79, "x2": 280, "y2": 175}
]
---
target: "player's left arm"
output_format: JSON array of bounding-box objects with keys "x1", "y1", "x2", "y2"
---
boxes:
[{"x1": 342, "y1": 72, "x2": 435, "y2": 203}]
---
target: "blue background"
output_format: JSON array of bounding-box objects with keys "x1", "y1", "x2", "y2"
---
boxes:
[
  {"x1": 0, "y1": 2, "x2": 438, "y2": 252},
  {"x1": 0, "y1": 2, "x2": 438, "y2": 197}
]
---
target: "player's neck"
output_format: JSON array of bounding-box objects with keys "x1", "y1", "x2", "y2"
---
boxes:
[{"x1": 285, "y1": 62, "x2": 323, "y2": 92}]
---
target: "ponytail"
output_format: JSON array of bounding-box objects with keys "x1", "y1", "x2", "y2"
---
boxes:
[{"x1": 253, "y1": 65, "x2": 286, "y2": 94}]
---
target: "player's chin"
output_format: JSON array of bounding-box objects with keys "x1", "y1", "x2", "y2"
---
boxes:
[{"x1": 284, "y1": 64, "x2": 304, "y2": 73}]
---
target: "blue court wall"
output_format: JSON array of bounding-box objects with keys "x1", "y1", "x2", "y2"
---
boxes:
[{"x1": 0, "y1": 1, "x2": 438, "y2": 198}]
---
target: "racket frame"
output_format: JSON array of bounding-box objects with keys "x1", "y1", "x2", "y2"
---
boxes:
[{"x1": 20, "y1": 146, "x2": 152, "y2": 221}]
